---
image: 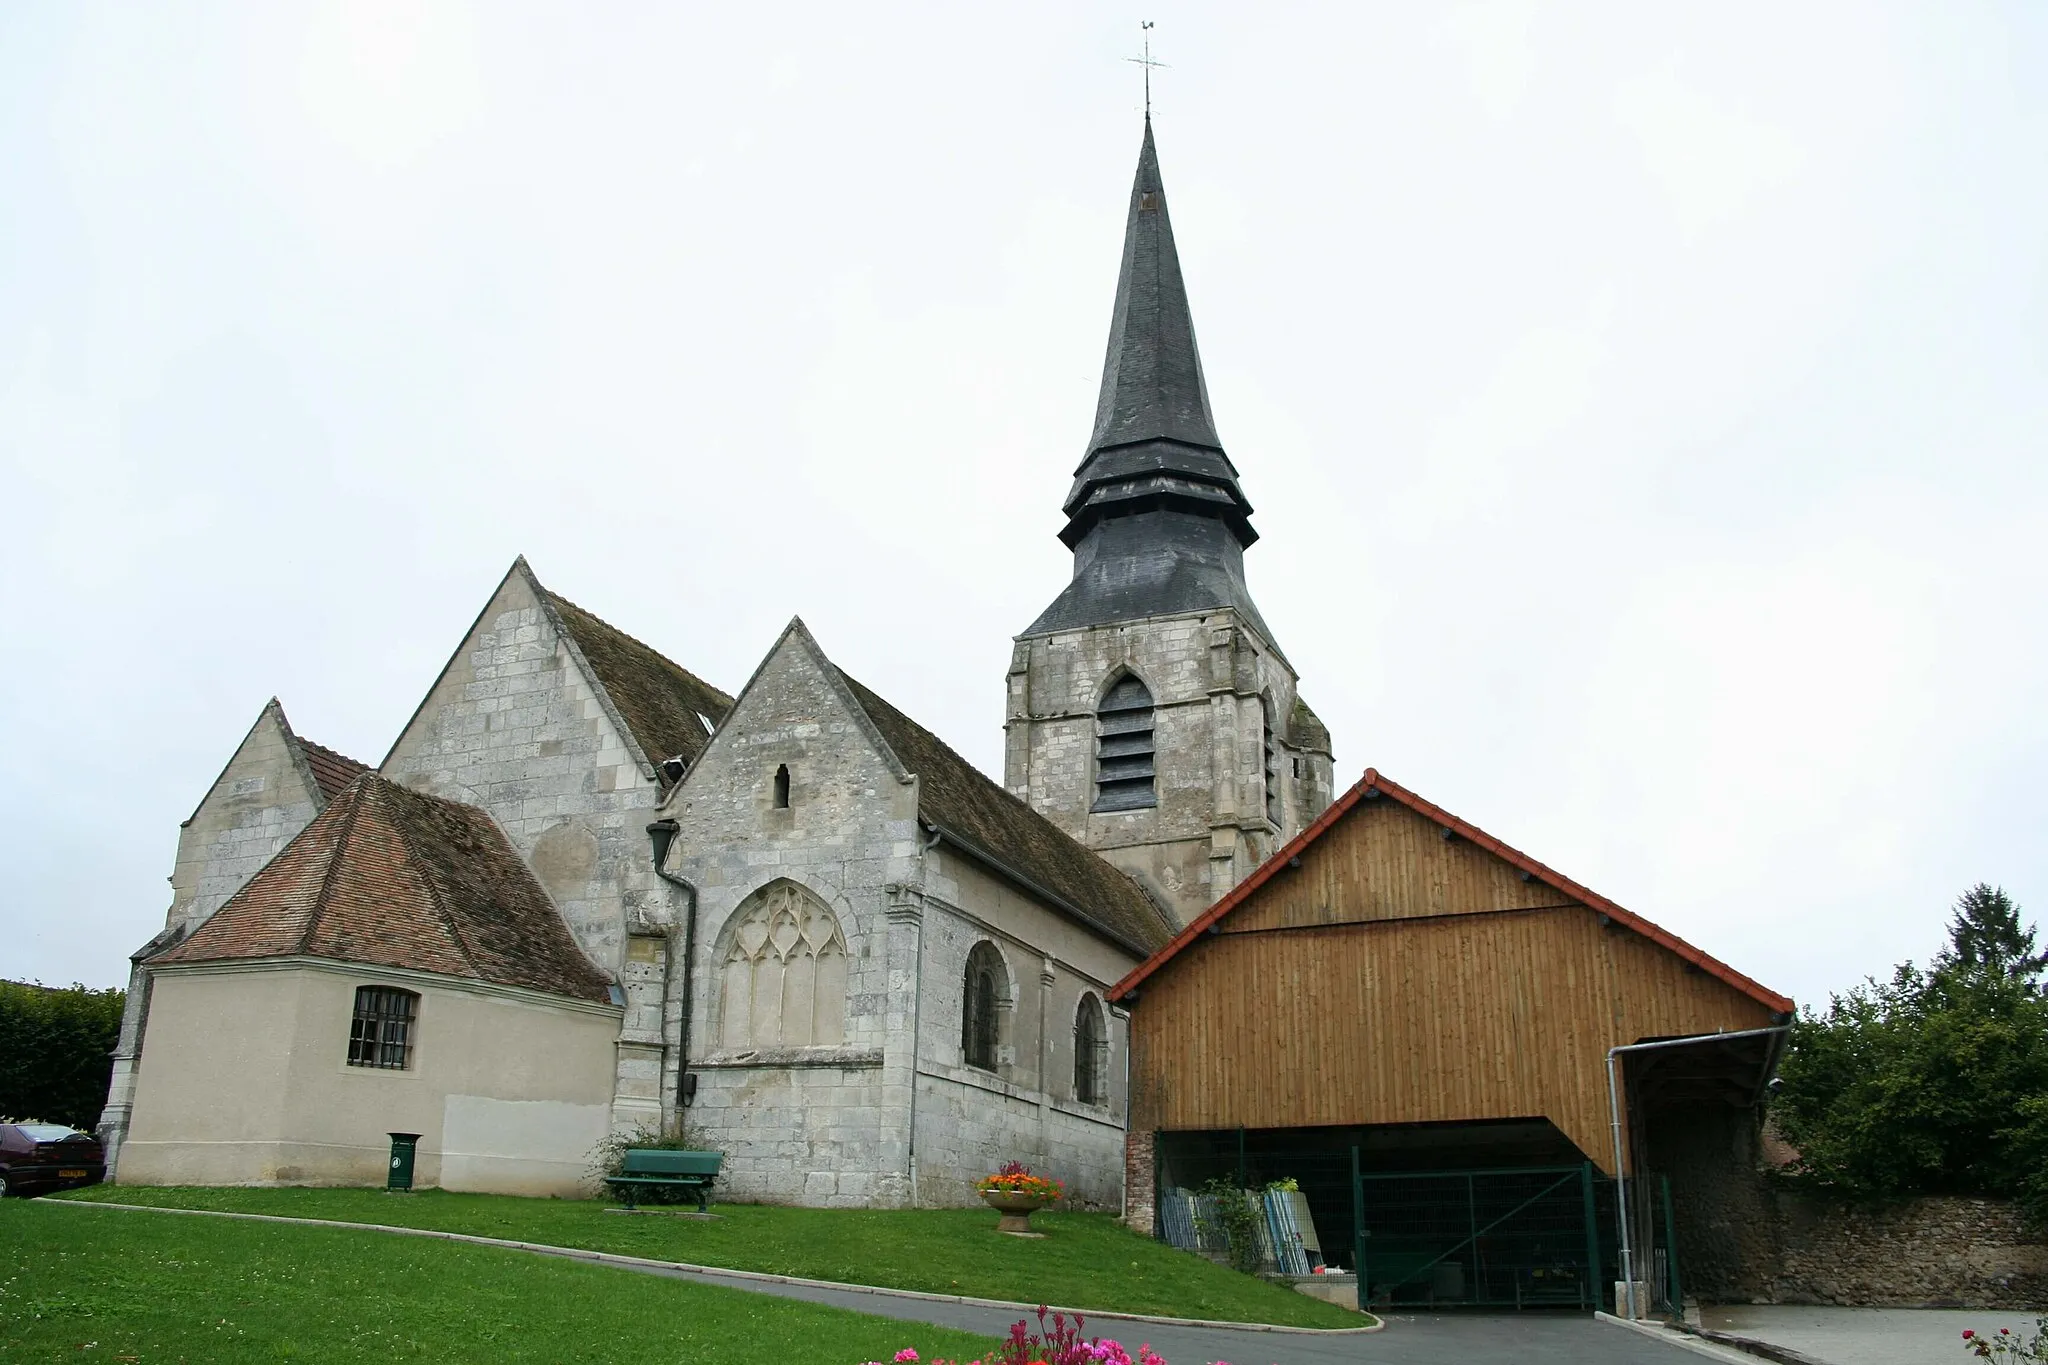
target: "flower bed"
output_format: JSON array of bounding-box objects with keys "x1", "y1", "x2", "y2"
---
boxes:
[{"x1": 865, "y1": 1308, "x2": 1206, "y2": 1365}]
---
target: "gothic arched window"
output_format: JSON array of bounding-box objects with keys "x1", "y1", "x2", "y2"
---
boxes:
[
  {"x1": 718, "y1": 881, "x2": 848, "y2": 1049},
  {"x1": 962, "y1": 941, "x2": 1008, "y2": 1072},
  {"x1": 1263, "y1": 695, "x2": 1282, "y2": 829},
  {"x1": 1094, "y1": 674, "x2": 1157, "y2": 812},
  {"x1": 1073, "y1": 992, "x2": 1108, "y2": 1105}
]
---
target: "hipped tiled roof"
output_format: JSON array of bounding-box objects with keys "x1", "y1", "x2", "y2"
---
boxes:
[
  {"x1": 540, "y1": 588, "x2": 734, "y2": 770},
  {"x1": 298, "y1": 736, "x2": 369, "y2": 801},
  {"x1": 153, "y1": 773, "x2": 613, "y2": 1004},
  {"x1": 838, "y1": 673, "x2": 1176, "y2": 955}
]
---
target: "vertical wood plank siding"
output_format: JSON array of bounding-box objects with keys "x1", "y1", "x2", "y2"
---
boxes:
[{"x1": 1130, "y1": 801, "x2": 1776, "y2": 1170}]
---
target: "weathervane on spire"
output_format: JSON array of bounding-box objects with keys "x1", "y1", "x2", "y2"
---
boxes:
[{"x1": 1126, "y1": 21, "x2": 1167, "y2": 118}]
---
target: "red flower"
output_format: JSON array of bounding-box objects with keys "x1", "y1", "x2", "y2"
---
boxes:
[{"x1": 1964, "y1": 1330, "x2": 1976, "y2": 1338}]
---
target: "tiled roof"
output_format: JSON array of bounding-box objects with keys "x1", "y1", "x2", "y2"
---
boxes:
[
  {"x1": 1111, "y1": 767, "x2": 1794, "y2": 1015},
  {"x1": 838, "y1": 674, "x2": 1176, "y2": 956},
  {"x1": 152, "y1": 773, "x2": 613, "y2": 1004},
  {"x1": 540, "y1": 589, "x2": 734, "y2": 770},
  {"x1": 297, "y1": 736, "x2": 369, "y2": 802}
]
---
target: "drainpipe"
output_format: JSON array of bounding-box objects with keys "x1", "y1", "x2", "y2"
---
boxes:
[
  {"x1": 905, "y1": 821, "x2": 941, "y2": 1206},
  {"x1": 1605, "y1": 1024, "x2": 1789, "y2": 1321},
  {"x1": 646, "y1": 819, "x2": 698, "y2": 1125}
]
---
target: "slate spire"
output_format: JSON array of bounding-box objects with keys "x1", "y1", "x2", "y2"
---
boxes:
[
  {"x1": 1026, "y1": 119, "x2": 1277, "y2": 647},
  {"x1": 1059, "y1": 117, "x2": 1256, "y2": 551}
]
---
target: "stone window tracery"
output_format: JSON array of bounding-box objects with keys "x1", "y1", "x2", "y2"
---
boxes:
[{"x1": 718, "y1": 881, "x2": 848, "y2": 1049}]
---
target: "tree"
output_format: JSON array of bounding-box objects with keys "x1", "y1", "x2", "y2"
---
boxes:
[
  {"x1": 1939, "y1": 884, "x2": 2048, "y2": 985},
  {"x1": 1770, "y1": 885, "x2": 2048, "y2": 1226},
  {"x1": 0, "y1": 982, "x2": 126, "y2": 1130}
]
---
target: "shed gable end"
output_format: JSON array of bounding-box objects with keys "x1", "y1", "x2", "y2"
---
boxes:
[{"x1": 1222, "y1": 796, "x2": 1577, "y2": 934}]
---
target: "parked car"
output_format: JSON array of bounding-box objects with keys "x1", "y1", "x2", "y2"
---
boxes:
[{"x1": 0, "y1": 1123, "x2": 106, "y2": 1197}]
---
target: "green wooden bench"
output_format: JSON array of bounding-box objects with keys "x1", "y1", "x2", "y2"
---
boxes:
[{"x1": 604, "y1": 1148, "x2": 722, "y2": 1212}]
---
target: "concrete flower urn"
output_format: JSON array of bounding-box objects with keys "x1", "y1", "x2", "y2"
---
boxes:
[{"x1": 982, "y1": 1189, "x2": 1054, "y2": 1236}]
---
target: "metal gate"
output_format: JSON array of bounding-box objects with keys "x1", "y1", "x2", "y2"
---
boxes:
[{"x1": 1351, "y1": 1162, "x2": 1683, "y2": 1312}]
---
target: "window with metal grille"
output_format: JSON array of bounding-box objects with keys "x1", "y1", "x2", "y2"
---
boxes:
[
  {"x1": 962, "y1": 943, "x2": 1005, "y2": 1072},
  {"x1": 1073, "y1": 992, "x2": 1108, "y2": 1105},
  {"x1": 347, "y1": 986, "x2": 417, "y2": 1070},
  {"x1": 1093, "y1": 674, "x2": 1156, "y2": 812},
  {"x1": 1263, "y1": 696, "x2": 1282, "y2": 829}
]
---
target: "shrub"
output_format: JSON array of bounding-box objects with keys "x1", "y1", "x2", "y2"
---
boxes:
[
  {"x1": 1962, "y1": 1319, "x2": 2048, "y2": 1362},
  {"x1": 587, "y1": 1120, "x2": 722, "y2": 1205},
  {"x1": 0, "y1": 981, "x2": 125, "y2": 1131},
  {"x1": 1195, "y1": 1179, "x2": 1265, "y2": 1275}
]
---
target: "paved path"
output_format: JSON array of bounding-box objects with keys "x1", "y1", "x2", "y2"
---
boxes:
[
  {"x1": 1702, "y1": 1305, "x2": 2043, "y2": 1365},
  {"x1": 50, "y1": 1200, "x2": 1706, "y2": 1364}
]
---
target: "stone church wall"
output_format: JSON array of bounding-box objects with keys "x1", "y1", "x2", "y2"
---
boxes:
[
  {"x1": 1005, "y1": 607, "x2": 1333, "y2": 926},
  {"x1": 383, "y1": 567, "x2": 671, "y2": 985},
  {"x1": 660, "y1": 630, "x2": 922, "y2": 1208}
]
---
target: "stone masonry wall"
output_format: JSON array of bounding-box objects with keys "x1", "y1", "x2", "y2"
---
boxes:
[
  {"x1": 1005, "y1": 608, "x2": 1335, "y2": 927},
  {"x1": 1767, "y1": 1195, "x2": 2047, "y2": 1310},
  {"x1": 659, "y1": 628, "x2": 921, "y2": 1208},
  {"x1": 382, "y1": 566, "x2": 671, "y2": 984},
  {"x1": 1124, "y1": 1130, "x2": 1157, "y2": 1235}
]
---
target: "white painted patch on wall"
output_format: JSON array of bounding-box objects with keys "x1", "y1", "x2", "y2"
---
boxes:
[{"x1": 439, "y1": 1095, "x2": 609, "y2": 1197}]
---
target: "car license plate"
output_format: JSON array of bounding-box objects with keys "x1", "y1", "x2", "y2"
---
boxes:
[{"x1": 59, "y1": 1169, "x2": 87, "y2": 1178}]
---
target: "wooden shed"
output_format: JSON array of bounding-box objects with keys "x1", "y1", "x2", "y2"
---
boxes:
[{"x1": 1110, "y1": 768, "x2": 1794, "y2": 1312}]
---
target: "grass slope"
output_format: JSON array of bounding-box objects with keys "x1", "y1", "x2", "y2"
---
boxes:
[
  {"x1": 2, "y1": 1198, "x2": 997, "y2": 1364},
  {"x1": 58, "y1": 1187, "x2": 1365, "y2": 1329}
]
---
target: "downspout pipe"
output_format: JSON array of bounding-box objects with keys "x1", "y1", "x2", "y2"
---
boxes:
[
  {"x1": 647, "y1": 819, "x2": 698, "y2": 1125},
  {"x1": 1605, "y1": 1024, "x2": 1790, "y2": 1321}
]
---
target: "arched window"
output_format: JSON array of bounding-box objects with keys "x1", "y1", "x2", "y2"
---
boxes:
[
  {"x1": 718, "y1": 881, "x2": 848, "y2": 1049},
  {"x1": 1094, "y1": 674, "x2": 1156, "y2": 812},
  {"x1": 1263, "y1": 695, "x2": 1282, "y2": 828},
  {"x1": 772, "y1": 764, "x2": 791, "y2": 809},
  {"x1": 1073, "y1": 992, "x2": 1108, "y2": 1105},
  {"x1": 962, "y1": 941, "x2": 1008, "y2": 1072},
  {"x1": 348, "y1": 986, "x2": 418, "y2": 1070}
]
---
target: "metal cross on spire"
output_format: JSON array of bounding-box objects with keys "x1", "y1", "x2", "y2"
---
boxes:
[{"x1": 1126, "y1": 20, "x2": 1167, "y2": 117}]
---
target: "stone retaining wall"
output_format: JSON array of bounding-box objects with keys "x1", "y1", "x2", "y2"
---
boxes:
[{"x1": 1768, "y1": 1194, "x2": 2047, "y2": 1311}]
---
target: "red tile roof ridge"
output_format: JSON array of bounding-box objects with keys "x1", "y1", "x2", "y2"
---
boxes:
[{"x1": 1109, "y1": 766, "x2": 1794, "y2": 1015}]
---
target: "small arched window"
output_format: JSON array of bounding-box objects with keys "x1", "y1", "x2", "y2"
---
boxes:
[
  {"x1": 772, "y1": 764, "x2": 791, "y2": 809},
  {"x1": 719, "y1": 881, "x2": 849, "y2": 1048},
  {"x1": 962, "y1": 942, "x2": 1008, "y2": 1072},
  {"x1": 1074, "y1": 992, "x2": 1108, "y2": 1105},
  {"x1": 1263, "y1": 696, "x2": 1282, "y2": 829},
  {"x1": 1094, "y1": 674, "x2": 1157, "y2": 812},
  {"x1": 348, "y1": 986, "x2": 418, "y2": 1070}
]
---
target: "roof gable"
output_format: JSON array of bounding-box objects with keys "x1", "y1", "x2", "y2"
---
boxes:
[
  {"x1": 1111, "y1": 767, "x2": 1792, "y2": 1013},
  {"x1": 183, "y1": 698, "x2": 366, "y2": 827},
  {"x1": 154, "y1": 773, "x2": 613, "y2": 1004}
]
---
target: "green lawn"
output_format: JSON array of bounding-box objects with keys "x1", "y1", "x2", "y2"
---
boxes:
[
  {"x1": 1, "y1": 1197, "x2": 997, "y2": 1364},
  {"x1": 57, "y1": 1185, "x2": 1367, "y2": 1329}
]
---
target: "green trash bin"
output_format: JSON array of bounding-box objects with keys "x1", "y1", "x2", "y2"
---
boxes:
[{"x1": 387, "y1": 1132, "x2": 422, "y2": 1192}]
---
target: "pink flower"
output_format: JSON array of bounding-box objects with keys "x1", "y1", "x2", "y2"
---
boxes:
[{"x1": 896, "y1": 1351, "x2": 921, "y2": 1363}]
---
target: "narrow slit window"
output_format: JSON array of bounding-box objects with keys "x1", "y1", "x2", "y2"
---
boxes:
[
  {"x1": 348, "y1": 986, "x2": 417, "y2": 1070},
  {"x1": 1093, "y1": 675, "x2": 1156, "y2": 812},
  {"x1": 772, "y1": 764, "x2": 791, "y2": 809}
]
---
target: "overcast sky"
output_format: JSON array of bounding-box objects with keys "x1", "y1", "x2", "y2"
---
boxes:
[{"x1": 4, "y1": 3, "x2": 2044, "y2": 1007}]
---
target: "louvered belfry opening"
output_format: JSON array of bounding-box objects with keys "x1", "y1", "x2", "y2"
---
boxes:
[
  {"x1": 1094, "y1": 674, "x2": 1157, "y2": 811},
  {"x1": 347, "y1": 986, "x2": 417, "y2": 1070}
]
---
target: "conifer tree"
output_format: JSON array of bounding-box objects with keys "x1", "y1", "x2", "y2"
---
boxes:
[{"x1": 1938, "y1": 883, "x2": 2047, "y2": 985}]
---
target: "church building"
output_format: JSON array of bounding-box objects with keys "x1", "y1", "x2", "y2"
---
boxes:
[{"x1": 101, "y1": 117, "x2": 1334, "y2": 1206}]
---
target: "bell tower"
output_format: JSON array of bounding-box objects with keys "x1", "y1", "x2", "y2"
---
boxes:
[{"x1": 1005, "y1": 119, "x2": 1335, "y2": 927}]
